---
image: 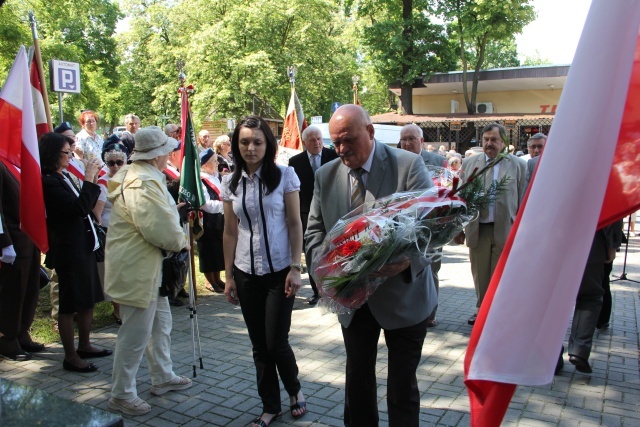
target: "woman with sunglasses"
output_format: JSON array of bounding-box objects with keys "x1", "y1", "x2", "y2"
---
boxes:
[
  {"x1": 93, "y1": 135, "x2": 129, "y2": 326},
  {"x1": 75, "y1": 110, "x2": 103, "y2": 165},
  {"x1": 39, "y1": 132, "x2": 111, "y2": 373}
]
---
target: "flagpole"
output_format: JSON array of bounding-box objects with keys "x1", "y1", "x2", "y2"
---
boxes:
[
  {"x1": 28, "y1": 12, "x2": 53, "y2": 129},
  {"x1": 178, "y1": 62, "x2": 204, "y2": 374}
]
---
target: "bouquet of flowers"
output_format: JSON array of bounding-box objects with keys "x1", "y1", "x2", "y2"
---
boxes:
[{"x1": 311, "y1": 154, "x2": 509, "y2": 314}]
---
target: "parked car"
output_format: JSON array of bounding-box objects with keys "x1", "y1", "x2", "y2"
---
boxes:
[
  {"x1": 112, "y1": 126, "x2": 126, "y2": 137},
  {"x1": 312, "y1": 123, "x2": 403, "y2": 148}
]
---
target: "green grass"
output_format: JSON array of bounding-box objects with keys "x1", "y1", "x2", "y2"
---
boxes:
[{"x1": 31, "y1": 253, "x2": 222, "y2": 345}]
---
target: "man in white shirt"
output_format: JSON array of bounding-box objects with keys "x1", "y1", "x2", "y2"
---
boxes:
[{"x1": 456, "y1": 123, "x2": 527, "y2": 325}]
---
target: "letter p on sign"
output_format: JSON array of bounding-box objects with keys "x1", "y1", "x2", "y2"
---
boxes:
[{"x1": 50, "y1": 60, "x2": 81, "y2": 94}]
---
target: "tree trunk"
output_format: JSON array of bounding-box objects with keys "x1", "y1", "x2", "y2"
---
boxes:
[
  {"x1": 401, "y1": 0, "x2": 413, "y2": 115},
  {"x1": 400, "y1": 85, "x2": 413, "y2": 115}
]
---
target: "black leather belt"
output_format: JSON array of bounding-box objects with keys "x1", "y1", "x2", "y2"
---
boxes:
[{"x1": 479, "y1": 222, "x2": 494, "y2": 225}]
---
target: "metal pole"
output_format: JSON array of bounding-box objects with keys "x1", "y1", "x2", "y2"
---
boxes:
[{"x1": 58, "y1": 93, "x2": 63, "y2": 124}]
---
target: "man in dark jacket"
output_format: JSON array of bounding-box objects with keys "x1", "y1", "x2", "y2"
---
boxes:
[
  {"x1": 0, "y1": 161, "x2": 44, "y2": 360},
  {"x1": 288, "y1": 125, "x2": 338, "y2": 304}
]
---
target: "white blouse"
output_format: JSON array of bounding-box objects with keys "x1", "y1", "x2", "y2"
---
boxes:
[{"x1": 222, "y1": 165, "x2": 300, "y2": 276}]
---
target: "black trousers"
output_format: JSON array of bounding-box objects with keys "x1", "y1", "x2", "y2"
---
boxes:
[
  {"x1": 597, "y1": 261, "x2": 613, "y2": 326},
  {"x1": 235, "y1": 266, "x2": 301, "y2": 414},
  {"x1": 341, "y1": 304, "x2": 428, "y2": 427},
  {"x1": 569, "y1": 262, "x2": 604, "y2": 359},
  {"x1": 0, "y1": 247, "x2": 40, "y2": 353},
  {"x1": 301, "y1": 212, "x2": 319, "y2": 296}
]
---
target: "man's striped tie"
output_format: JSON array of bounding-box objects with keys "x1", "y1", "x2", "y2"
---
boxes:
[{"x1": 350, "y1": 168, "x2": 365, "y2": 210}]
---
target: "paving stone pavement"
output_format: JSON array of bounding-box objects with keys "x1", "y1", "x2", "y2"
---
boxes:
[{"x1": 1, "y1": 238, "x2": 639, "y2": 426}]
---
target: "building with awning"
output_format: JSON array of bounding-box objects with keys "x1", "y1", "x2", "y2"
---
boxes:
[{"x1": 373, "y1": 65, "x2": 569, "y2": 152}]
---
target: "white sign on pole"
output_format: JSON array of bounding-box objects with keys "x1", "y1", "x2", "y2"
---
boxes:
[
  {"x1": 50, "y1": 60, "x2": 81, "y2": 93},
  {"x1": 310, "y1": 116, "x2": 323, "y2": 125}
]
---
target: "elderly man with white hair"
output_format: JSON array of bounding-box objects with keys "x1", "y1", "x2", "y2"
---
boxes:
[
  {"x1": 288, "y1": 125, "x2": 338, "y2": 305},
  {"x1": 120, "y1": 113, "x2": 141, "y2": 156},
  {"x1": 197, "y1": 129, "x2": 211, "y2": 153},
  {"x1": 399, "y1": 123, "x2": 446, "y2": 327},
  {"x1": 399, "y1": 124, "x2": 447, "y2": 168},
  {"x1": 164, "y1": 123, "x2": 179, "y2": 139}
]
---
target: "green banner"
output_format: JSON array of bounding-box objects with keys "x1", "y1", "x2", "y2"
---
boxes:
[{"x1": 179, "y1": 108, "x2": 205, "y2": 209}]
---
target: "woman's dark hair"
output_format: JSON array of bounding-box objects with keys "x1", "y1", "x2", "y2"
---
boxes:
[
  {"x1": 39, "y1": 132, "x2": 68, "y2": 175},
  {"x1": 228, "y1": 116, "x2": 281, "y2": 195}
]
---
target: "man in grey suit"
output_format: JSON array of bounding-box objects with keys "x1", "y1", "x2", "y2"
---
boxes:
[
  {"x1": 457, "y1": 123, "x2": 526, "y2": 325},
  {"x1": 399, "y1": 123, "x2": 447, "y2": 168},
  {"x1": 305, "y1": 105, "x2": 437, "y2": 427},
  {"x1": 399, "y1": 123, "x2": 446, "y2": 327},
  {"x1": 289, "y1": 126, "x2": 339, "y2": 305}
]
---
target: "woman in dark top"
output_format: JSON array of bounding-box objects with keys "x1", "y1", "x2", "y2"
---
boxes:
[
  {"x1": 40, "y1": 132, "x2": 112, "y2": 373},
  {"x1": 198, "y1": 149, "x2": 226, "y2": 292}
]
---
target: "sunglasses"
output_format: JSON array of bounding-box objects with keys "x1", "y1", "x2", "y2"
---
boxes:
[{"x1": 107, "y1": 160, "x2": 125, "y2": 167}]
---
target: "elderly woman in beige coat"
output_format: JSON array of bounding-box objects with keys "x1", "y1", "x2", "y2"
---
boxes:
[{"x1": 105, "y1": 126, "x2": 192, "y2": 416}]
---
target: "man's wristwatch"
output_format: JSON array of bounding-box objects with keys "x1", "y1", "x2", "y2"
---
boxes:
[{"x1": 290, "y1": 263, "x2": 302, "y2": 271}]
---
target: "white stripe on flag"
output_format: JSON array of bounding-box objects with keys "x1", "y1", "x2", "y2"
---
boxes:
[{"x1": 468, "y1": 0, "x2": 640, "y2": 385}]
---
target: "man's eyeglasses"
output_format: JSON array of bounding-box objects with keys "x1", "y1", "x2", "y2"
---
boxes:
[
  {"x1": 107, "y1": 160, "x2": 125, "y2": 167},
  {"x1": 399, "y1": 136, "x2": 419, "y2": 143}
]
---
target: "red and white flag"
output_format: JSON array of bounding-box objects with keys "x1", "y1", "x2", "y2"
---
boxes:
[
  {"x1": 0, "y1": 46, "x2": 48, "y2": 253},
  {"x1": 30, "y1": 55, "x2": 49, "y2": 139},
  {"x1": 464, "y1": 2, "x2": 640, "y2": 425},
  {"x1": 280, "y1": 87, "x2": 304, "y2": 151}
]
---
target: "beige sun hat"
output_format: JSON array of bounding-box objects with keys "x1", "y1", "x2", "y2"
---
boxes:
[{"x1": 130, "y1": 126, "x2": 178, "y2": 161}]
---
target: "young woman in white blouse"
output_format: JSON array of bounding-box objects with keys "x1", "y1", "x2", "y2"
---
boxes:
[{"x1": 222, "y1": 116, "x2": 307, "y2": 427}]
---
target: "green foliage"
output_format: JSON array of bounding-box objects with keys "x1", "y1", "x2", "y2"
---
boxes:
[
  {"x1": 0, "y1": 0, "x2": 122, "y2": 129},
  {"x1": 116, "y1": 0, "x2": 360, "y2": 126},
  {"x1": 438, "y1": 0, "x2": 536, "y2": 113},
  {"x1": 522, "y1": 50, "x2": 552, "y2": 66},
  {"x1": 352, "y1": 0, "x2": 457, "y2": 114}
]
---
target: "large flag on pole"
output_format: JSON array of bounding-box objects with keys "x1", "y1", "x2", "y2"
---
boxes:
[
  {"x1": 464, "y1": 2, "x2": 640, "y2": 425},
  {"x1": 29, "y1": 51, "x2": 49, "y2": 139},
  {"x1": 280, "y1": 87, "x2": 304, "y2": 151},
  {"x1": 178, "y1": 88, "x2": 205, "y2": 212},
  {"x1": 0, "y1": 46, "x2": 49, "y2": 253}
]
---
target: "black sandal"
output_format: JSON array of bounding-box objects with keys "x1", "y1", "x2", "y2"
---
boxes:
[
  {"x1": 290, "y1": 396, "x2": 307, "y2": 419},
  {"x1": 250, "y1": 412, "x2": 281, "y2": 427}
]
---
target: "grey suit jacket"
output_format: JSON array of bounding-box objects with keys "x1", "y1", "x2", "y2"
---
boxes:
[
  {"x1": 420, "y1": 150, "x2": 447, "y2": 168},
  {"x1": 460, "y1": 153, "x2": 527, "y2": 249},
  {"x1": 305, "y1": 142, "x2": 437, "y2": 329},
  {"x1": 525, "y1": 156, "x2": 539, "y2": 191}
]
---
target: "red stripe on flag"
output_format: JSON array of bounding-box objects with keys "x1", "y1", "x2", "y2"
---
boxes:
[
  {"x1": 30, "y1": 59, "x2": 50, "y2": 139},
  {"x1": 20, "y1": 148, "x2": 48, "y2": 252},
  {"x1": 598, "y1": 37, "x2": 640, "y2": 228},
  {"x1": 0, "y1": 99, "x2": 24, "y2": 167}
]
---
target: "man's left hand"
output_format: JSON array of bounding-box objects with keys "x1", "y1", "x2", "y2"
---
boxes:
[{"x1": 371, "y1": 259, "x2": 411, "y2": 278}]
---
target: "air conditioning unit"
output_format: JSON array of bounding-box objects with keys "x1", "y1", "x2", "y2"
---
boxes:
[{"x1": 476, "y1": 102, "x2": 493, "y2": 114}]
